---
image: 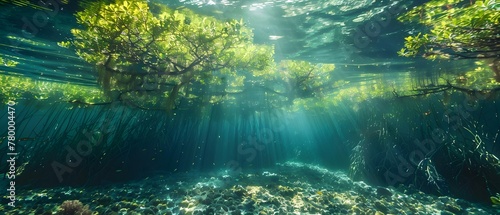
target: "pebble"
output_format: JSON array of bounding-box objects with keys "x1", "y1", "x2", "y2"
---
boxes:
[{"x1": 5, "y1": 162, "x2": 500, "y2": 215}]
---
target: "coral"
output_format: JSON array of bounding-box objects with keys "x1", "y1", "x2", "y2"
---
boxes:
[{"x1": 56, "y1": 200, "x2": 92, "y2": 215}]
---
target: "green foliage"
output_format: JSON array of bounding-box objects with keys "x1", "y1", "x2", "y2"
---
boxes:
[
  {"x1": 398, "y1": 0, "x2": 499, "y2": 60},
  {"x1": 276, "y1": 60, "x2": 335, "y2": 99},
  {"x1": 49, "y1": 0, "x2": 499, "y2": 112},
  {"x1": 0, "y1": 74, "x2": 107, "y2": 105},
  {"x1": 444, "y1": 60, "x2": 500, "y2": 89},
  {"x1": 68, "y1": 0, "x2": 274, "y2": 110},
  {"x1": 0, "y1": 56, "x2": 18, "y2": 67}
]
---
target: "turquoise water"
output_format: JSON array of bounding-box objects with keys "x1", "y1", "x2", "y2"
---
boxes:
[{"x1": 1, "y1": 0, "x2": 500, "y2": 214}]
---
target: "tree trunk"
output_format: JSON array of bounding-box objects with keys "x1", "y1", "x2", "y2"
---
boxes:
[
  {"x1": 166, "y1": 72, "x2": 194, "y2": 111},
  {"x1": 166, "y1": 84, "x2": 182, "y2": 111}
]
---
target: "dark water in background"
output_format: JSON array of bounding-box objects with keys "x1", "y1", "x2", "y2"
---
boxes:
[{"x1": 1, "y1": 0, "x2": 500, "y2": 214}]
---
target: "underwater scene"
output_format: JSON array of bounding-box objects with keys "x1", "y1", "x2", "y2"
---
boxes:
[{"x1": 1, "y1": 0, "x2": 500, "y2": 214}]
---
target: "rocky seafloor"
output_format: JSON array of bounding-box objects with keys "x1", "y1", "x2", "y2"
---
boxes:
[{"x1": 2, "y1": 162, "x2": 499, "y2": 214}]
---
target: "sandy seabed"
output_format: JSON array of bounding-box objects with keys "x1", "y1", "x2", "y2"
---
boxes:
[{"x1": 3, "y1": 162, "x2": 499, "y2": 215}]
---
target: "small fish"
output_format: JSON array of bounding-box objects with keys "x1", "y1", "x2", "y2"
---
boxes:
[{"x1": 19, "y1": 137, "x2": 36, "y2": 141}]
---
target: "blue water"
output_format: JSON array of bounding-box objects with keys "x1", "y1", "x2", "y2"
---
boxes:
[{"x1": 1, "y1": 0, "x2": 499, "y2": 214}]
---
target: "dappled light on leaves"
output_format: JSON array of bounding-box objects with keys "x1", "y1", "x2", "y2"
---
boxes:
[
  {"x1": 398, "y1": 0, "x2": 500, "y2": 83},
  {"x1": 66, "y1": 0, "x2": 274, "y2": 110}
]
